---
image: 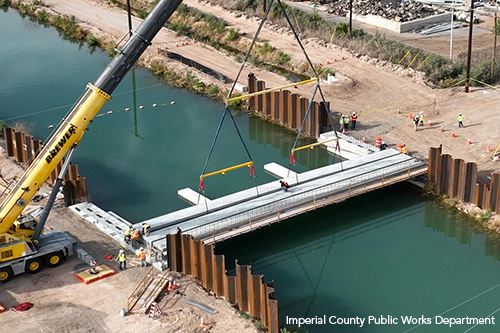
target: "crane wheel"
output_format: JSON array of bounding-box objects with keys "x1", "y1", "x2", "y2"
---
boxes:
[
  {"x1": 26, "y1": 258, "x2": 43, "y2": 274},
  {"x1": 45, "y1": 251, "x2": 63, "y2": 268},
  {"x1": 0, "y1": 267, "x2": 14, "y2": 283}
]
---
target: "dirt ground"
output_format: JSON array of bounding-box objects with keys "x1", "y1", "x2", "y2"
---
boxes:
[{"x1": 3, "y1": 0, "x2": 500, "y2": 331}]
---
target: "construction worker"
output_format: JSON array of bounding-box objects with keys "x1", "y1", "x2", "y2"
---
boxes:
[
  {"x1": 401, "y1": 144, "x2": 408, "y2": 154},
  {"x1": 130, "y1": 227, "x2": 140, "y2": 247},
  {"x1": 124, "y1": 225, "x2": 131, "y2": 244},
  {"x1": 339, "y1": 115, "x2": 345, "y2": 132},
  {"x1": 413, "y1": 115, "x2": 420, "y2": 131},
  {"x1": 279, "y1": 180, "x2": 290, "y2": 192},
  {"x1": 142, "y1": 223, "x2": 151, "y2": 237},
  {"x1": 117, "y1": 249, "x2": 126, "y2": 270},
  {"x1": 138, "y1": 247, "x2": 148, "y2": 267},
  {"x1": 343, "y1": 114, "x2": 350, "y2": 131},
  {"x1": 351, "y1": 111, "x2": 358, "y2": 130},
  {"x1": 380, "y1": 141, "x2": 388, "y2": 151},
  {"x1": 458, "y1": 113, "x2": 465, "y2": 128},
  {"x1": 419, "y1": 111, "x2": 424, "y2": 126}
]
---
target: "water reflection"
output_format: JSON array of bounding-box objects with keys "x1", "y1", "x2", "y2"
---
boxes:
[{"x1": 424, "y1": 201, "x2": 500, "y2": 261}]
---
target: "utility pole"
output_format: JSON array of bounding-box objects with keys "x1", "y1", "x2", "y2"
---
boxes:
[
  {"x1": 492, "y1": 12, "x2": 497, "y2": 83},
  {"x1": 349, "y1": 0, "x2": 353, "y2": 39},
  {"x1": 465, "y1": 0, "x2": 475, "y2": 93},
  {"x1": 450, "y1": 4, "x2": 454, "y2": 61},
  {"x1": 126, "y1": 0, "x2": 133, "y2": 36}
]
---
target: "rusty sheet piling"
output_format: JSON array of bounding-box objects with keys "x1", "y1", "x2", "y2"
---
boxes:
[
  {"x1": 166, "y1": 232, "x2": 279, "y2": 333},
  {"x1": 3, "y1": 127, "x2": 88, "y2": 205},
  {"x1": 428, "y1": 147, "x2": 500, "y2": 212},
  {"x1": 247, "y1": 73, "x2": 329, "y2": 138}
]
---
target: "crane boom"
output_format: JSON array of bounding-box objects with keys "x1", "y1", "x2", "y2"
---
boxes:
[{"x1": 0, "y1": 0, "x2": 182, "y2": 236}]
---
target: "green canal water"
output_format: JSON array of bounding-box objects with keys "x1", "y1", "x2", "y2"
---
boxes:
[{"x1": 2, "y1": 8, "x2": 500, "y2": 333}]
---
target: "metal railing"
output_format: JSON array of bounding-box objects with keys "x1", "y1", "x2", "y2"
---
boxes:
[{"x1": 184, "y1": 158, "x2": 424, "y2": 239}]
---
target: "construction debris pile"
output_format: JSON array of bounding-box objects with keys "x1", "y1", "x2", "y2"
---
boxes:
[{"x1": 317, "y1": 0, "x2": 445, "y2": 22}]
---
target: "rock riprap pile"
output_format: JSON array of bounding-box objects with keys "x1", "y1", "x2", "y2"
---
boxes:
[{"x1": 317, "y1": 0, "x2": 445, "y2": 22}]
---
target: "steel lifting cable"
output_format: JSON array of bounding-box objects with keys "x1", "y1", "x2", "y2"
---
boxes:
[
  {"x1": 197, "y1": 0, "x2": 280, "y2": 207},
  {"x1": 224, "y1": 0, "x2": 275, "y2": 102},
  {"x1": 273, "y1": 0, "x2": 342, "y2": 178},
  {"x1": 198, "y1": 106, "x2": 258, "y2": 209}
]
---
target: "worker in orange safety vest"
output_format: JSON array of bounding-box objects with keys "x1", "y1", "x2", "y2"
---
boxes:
[
  {"x1": 137, "y1": 247, "x2": 148, "y2": 267},
  {"x1": 130, "y1": 228, "x2": 140, "y2": 246}
]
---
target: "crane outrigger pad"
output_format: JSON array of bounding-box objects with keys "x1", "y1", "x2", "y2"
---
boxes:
[{"x1": 75, "y1": 264, "x2": 115, "y2": 284}]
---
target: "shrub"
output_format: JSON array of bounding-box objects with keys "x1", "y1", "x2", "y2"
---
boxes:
[
  {"x1": 137, "y1": 10, "x2": 148, "y2": 19},
  {"x1": 0, "y1": 120, "x2": 5, "y2": 138},
  {"x1": 87, "y1": 34, "x2": 99, "y2": 46},
  {"x1": 481, "y1": 209, "x2": 492, "y2": 222},
  {"x1": 259, "y1": 42, "x2": 274, "y2": 54},
  {"x1": 276, "y1": 51, "x2": 291, "y2": 65},
  {"x1": 206, "y1": 84, "x2": 220, "y2": 98},
  {"x1": 37, "y1": 9, "x2": 49, "y2": 22},
  {"x1": 335, "y1": 23, "x2": 349, "y2": 36},
  {"x1": 0, "y1": 0, "x2": 12, "y2": 6},
  {"x1": 227, "y1": 28, "x2": 240, "y2": 41}
]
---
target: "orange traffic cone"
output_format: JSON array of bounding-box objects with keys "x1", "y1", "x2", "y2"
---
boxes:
[
  {"x1": 440, "y1": 126, "x2": 444, "y2": 132},
  {"x1": 451, "y1": 132, "x2": 456, "y2": 138},
  {"x1": 428, "y1": 120, "x2": 432, "y2": 126},
  {"x1": 342, "y1": 128, "x2": 346, "y2": 135},
  {"x1": 200, "y1": 318, "x2": 206, "y2": 328},
  {"x1": 362, "y1": 136, "x2": 366, "y2": 143},
  {"x1": 486, "y1": 144, "x2": 492, "y2": 152},
  {"x1": 342, "y1": 56, "x2": 345, "y2": 60},
  {"x1": 319, "y1": 63, "x2": 323, "y2": 66},
  {"x1": 175, "y1": 43, "x2": 179, "y2": 47},
  {"x1": 408, "y1": 112, "x2": 413, "y2": 119},
  {"x1": 326, "y1": 59, "x2": 330, "y2": 64},
  {"x1": 467, "y1": 138, "x2": 472, "y2": 145},
  {"x1": 397, "y1": 109, "x2": 401, "y2": 114}
]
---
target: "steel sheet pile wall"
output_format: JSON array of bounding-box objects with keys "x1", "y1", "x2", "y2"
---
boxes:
[
  {"x1": 3, "y1": 127, "x2": 88, "y2": 205},
  {"x1": 428, "y1": 147, "x2": 500, "y2": 211},
  {"x1": 166, "y1": 232, "x2": 279, "y2": 333},
  {"x1": 247, "y1": 73, "x2": 330, "y2": 138}
]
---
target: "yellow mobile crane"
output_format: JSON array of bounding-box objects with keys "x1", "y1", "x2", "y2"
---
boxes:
[{"x1": 0, "y1": 0, "x2": 183, "y2": 283}]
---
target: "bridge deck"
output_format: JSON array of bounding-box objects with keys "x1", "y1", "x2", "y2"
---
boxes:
[{"x1": 143, "y1": 149, "x2": 426, "y2": 251}]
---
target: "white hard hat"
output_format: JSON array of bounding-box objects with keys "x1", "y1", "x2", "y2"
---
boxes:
[
  {"x1": 458, "y1": 113, "x2": 462, "y2": 116},
  {"x1": 382, "y1": 141, "x2": 385, "y2": 144},
  {"x1": 352, "y1": 111, "x2": 356, "y2": 114},
  {"x1": 140, "y1": 247, "x2": 144, "y2": 251},
  {"x1": 419, "y1": 111, "x2": 423, "y2": 114},
  {"x1": 119, "y1": 249, "x2": 124, "y2": 254}
]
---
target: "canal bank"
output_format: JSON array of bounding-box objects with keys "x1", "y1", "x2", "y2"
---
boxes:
[{"x1": 2, "y1": 4, "x2": 500, "y2": 333}]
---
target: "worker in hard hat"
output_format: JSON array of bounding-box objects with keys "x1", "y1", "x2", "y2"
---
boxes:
[
  {"x1": 339, "y1": 115, "x2": 345, "y2": 132},
  {"x1": 117, "y1": 249, "x2": 127, "y2": 270},
  {"x1": 351, "y1": 111, "x2": 358, "y2": 130},
  {"x1": 413, "y1": 114, "x2": 420, "y2": 132},
  {"x1": 380, "y1": 141, "x2": 388, "y2": 151},
  {"x1": 142, "y1": 222, "x2": 151, "y2": 237},
  {"x1": 458, "y1": 113, "x2": 465, "y2": 128},
  {"x1": 343, "y1": 114, "x2": 350, "y2": 131},
  {"x1": 124, "y1": 225, "x2": 131, "y2": 244},
  {"x1": 419, "y1": 111, "x2": 424, "y2": 126},
  {"x1": 137, "y1": 247, "x2": 149, "y2": 267},
  {"x1": 401, "y1": 144, "x2": 408, "y2": 155},
  {"x1": 130, "y1": 227, "x2": 140, "y2": 247}
]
